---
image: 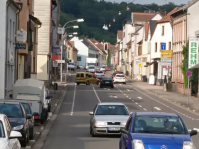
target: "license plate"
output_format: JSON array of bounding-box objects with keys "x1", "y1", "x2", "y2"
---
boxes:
[
  {"x1": 108, "y1": 127, "x2": 120, "y2": 131},
  {"x1": 105, "y1": 82, "x2": 109, "y2": 83}
]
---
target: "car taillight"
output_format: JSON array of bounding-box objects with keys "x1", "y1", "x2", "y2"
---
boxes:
[
  {"x1": 94, "y1": 73, "x2": 95, "y2": 75},
  {"x1": 103, "y1": 74, "x2": 105, "y2": 76},
  {"x1": 101, "y1": 81, "x2": 104, "y2": 84},
  {"x1": 34, "y1": 115, "x2": 39, "y2": 119}
]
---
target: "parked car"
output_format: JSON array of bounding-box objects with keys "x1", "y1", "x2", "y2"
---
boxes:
[
  {"x1": 75, "y1": 72, "x2": 99, "y2": 85},
  {"x1": 100, "y1": 77, "x2": 114, "y2": 88},
  {"x1": 105, "y1": 66, "x2": 110, "y2": 71},
  {"x1": 68, "y1": 62, "x2": 75, "y2": 70},
  {"x1": 119, "y1": 112, "x2": 198, "y2": 149},
  {"x1": 0, "y1": 114, "x2": 22, "y2": 149},
  {"x1": 5, "y1": 100, "x2": 34, "y2": 140},
  {"x1": 113, "y1": 74, "x2": 126, "y2": 84},
  {"x1": 0, "y1": 101, "x2": 32, "y2": 147},
  {"x1": 45, "y1": 88, "x2": 52, "y2": 112},
  {"x1": 94, "y1": 70, "x2": 105, "y2": 80},
  {"x1": 89, "y1": 102, "x2": 129, "y2": 137}
]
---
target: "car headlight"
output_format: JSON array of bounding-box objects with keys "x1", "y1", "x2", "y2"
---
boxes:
[
  {"x1": 121, "y1": 122, "x2": 126, "y2": 126},
  {"x1": 183, "y1": 141, "x2": 196, "y2": 149},
  {"x1": 13, "y1": 125, "x2": 24, "y2": 131},
  {"x1": 132, "y1": 140, "x2": 145, "y2": 149},
  {"x1": 95, "y1": 121, "x2": 107, "y2": 126}
]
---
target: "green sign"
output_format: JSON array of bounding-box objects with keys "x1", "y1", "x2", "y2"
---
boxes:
[
  {"x1": 189, "y1": 38, "x2": 199, "y2": 69},
  {"x1": 16, "y1": 43, "x2": 26, "y2": 49}
]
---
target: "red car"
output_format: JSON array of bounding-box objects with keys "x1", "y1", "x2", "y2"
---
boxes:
[{"x1": 105, "y1": 66, "x2": 110, "y2": 71}]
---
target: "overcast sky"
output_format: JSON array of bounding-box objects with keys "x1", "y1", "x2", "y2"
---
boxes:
[{"x1": 106, "y1": 0, "x2": 190, "y2": 5}]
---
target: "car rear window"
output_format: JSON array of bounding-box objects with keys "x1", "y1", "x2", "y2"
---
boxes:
[
  {"x1": 96, "y1": 71, "x2": 103, "y2": 73},
  {"x1": 95, "y1": 105, "x2": 129, "y2": 115},
  {"x1": 0, "y1": 104, "x2": 23, "y2": 118},
  {"x1": 116, "y1": 75, "x2": 125, "y2": 77},
  {"x1": 102, "y1": 77, "x2": 112, "y2": 81},
  {"x1": 69, "y1": 63, "x2": 74, "y2": 65}
]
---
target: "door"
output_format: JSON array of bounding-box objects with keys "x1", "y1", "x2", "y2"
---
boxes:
[
  {"x1": 121, "y1": 116, "x2": 132, "y2": 149},
  {"x1": 86, "y1": 74, "x2": 93, "y2": 83},
  {"x1": 80, "y1": 73, "x2": 85, "y2": 82}
]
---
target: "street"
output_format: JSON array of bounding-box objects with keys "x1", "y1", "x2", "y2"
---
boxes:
[{"x1": 40, "y1": 71, "x2": 199, "y2": 149}]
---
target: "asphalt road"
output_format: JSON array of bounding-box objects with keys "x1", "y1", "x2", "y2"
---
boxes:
[{"x1": 40, "y1": 70, "x2": 199, "y2": 149}]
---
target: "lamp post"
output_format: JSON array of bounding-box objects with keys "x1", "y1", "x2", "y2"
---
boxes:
[{"x1": 60, "y1": 19, "x2": 84, "y2": 83}]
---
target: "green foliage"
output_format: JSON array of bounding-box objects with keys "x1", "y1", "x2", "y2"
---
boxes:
[
  {"x1": 60, "y1": 0, "x2": 179, "y2": 44},
  {"x1": 181, "y1": 41, "x2": 198, "y2": 93}
]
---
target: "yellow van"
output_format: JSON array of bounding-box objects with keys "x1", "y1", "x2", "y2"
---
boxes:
[{"x1": 75, "y1": 72, "x2": 99, "y2": 85}]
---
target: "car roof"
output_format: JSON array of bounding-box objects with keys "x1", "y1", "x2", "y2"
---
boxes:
[
  {"x1": 0, "y1": 99, "x2": 28, "y2": 104},
  {"x1": 98, "y1": 102, "x2": 125, "y2": 106},
  {"x1": 0, "y1": 100, "x2": 21, "y2": 105},
  {"x1": 136, "y1": 112, "x2": 178, "y2": 117}
]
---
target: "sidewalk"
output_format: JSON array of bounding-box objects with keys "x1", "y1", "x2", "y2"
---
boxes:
[{"x1": 126, "y1": 76, "x2": 199, "y2": 115}]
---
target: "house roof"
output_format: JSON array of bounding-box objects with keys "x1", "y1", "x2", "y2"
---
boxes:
[
  {"x1": 172, "y1": 0, "x2": 198, "y2": 16},
  {"x1": 144, "y1": 23, "x2": 149, "y2": 40},
  {"x1": 68, "y1": 41, "x2": 74, "y2": 47},
  {"x1": 82, "y1": 39, "x2": 97, "y2": 51},
  {"x1": 117, "y1": 30, "x2": 123, "y2": 39},
  {"x1": 85, "y1": 39, "x2": 104, "y2": 55},
  {"x1": 123, "y1": 19, "x2": 132, "y2": 26},
  {"x1": 132, "y1": 12, "x2": 155, "y2": 23},
  {"x1": 149, "y1": 20, "x2": 158, "y2": 39},
  {"x1": 157, "y1": 7, "x2": 179, "y2": 23}
]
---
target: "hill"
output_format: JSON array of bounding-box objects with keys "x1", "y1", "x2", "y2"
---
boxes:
[{"x1": 60, "y1": 0, "x2": 181, "y2": 44}]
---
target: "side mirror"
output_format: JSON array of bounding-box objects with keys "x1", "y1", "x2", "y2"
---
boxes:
[
  {"x1": 9, "y1": 131, "x2": 22, "y2": 139},
  {"x1": 190, "y1": 129, "x2": 197, "y2": 137},
  {"x1": 89, "y1": 112, "x2": 94, "y2": 115},
  {"x1": 26, "y1": 114, "x2": 32, "y2": 119},
  {"x1": 120, "y1": 128, "x2": 128, "y2": 134}
]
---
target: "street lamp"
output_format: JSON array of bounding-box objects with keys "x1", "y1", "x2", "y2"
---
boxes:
[
  {"x1": 65, "y1": 25, "x2": 79, "y2": 29},
  {"x1": 60, "y1": 19, "x2": 84, "y2": 83}
]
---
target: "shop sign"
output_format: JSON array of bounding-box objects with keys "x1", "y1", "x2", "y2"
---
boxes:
[
  {"x1": 16, "y1": 30, "x2": 27, "y2": 42},
  {"x1": 189, "y1": 37, "x2": 199, "y2": 69}
]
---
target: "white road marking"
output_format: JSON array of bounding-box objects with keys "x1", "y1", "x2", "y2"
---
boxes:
[
  {"x1": 154, "y1": 107, "x2": 161, "y2": 111},
  {"x1": 70, "y1": 84, "x2": 77, "y2": 116},
  {"x1": 143, "y1": 108, "x2": 147, "y2": 111},
  {"x1": 92, "y1": 85, "x2": 101, "y2": 103},
  {"x1": 129, "y1": 98, "x2": 131, "y2": 99},
  {"x1": 132, "y1": 100, "x2": 134, "y2": 102},
  {"x1": 127, "y1": 89, "x2": 130, "y2": 91},
  {"x1": 139, "y1": 105, "x2": 142, "y2": 107},
  {"x1": 137, "y1": 97, "x2": 142, "y2": 99},
  {"x1": 135, "y1": 102, "x2": 138, "y2": 104}
]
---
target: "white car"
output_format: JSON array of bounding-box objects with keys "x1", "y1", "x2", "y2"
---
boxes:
[
  {"x1": 87, "y1": 66, "x2": 96, "y2": 73},
  {"x1": 0, "y1": 114, "x2": 22, "y2": 149},
  {"x1": 100, "y1": 66, "x2": 106, "y2": 72},
  {"x1": 68, "y1": 62, "x2": 75, "y2": 70},
  {"x1": 113, "y1": 74, "x2": 126, "y2": 84}
]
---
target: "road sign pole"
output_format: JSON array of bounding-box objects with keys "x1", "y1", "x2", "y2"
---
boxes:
[{"x1": 187, "y1": 77, "x2": 189, "y2": 105}]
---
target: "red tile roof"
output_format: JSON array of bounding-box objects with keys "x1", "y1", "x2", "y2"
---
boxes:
[
  {"x1": 117, "y1": 30, "x2": 123, "y2": 39},
  {"x1": 68, "y1": 41, "x2": 74, "y2": 47},
  {"x1": 145, "y1": 22, "x2": 149, "y2": 40},
  {"x1": 132, "y1": 12, "x2": 155, "y2": 23},
  {"x1": 157, "y1": 7, "x2": 179, "y2": 23}
]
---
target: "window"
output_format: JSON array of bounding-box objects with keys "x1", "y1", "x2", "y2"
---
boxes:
[
  {"x1": 68, "y1": 51, "x2": 70, "y2": 58},
  {"x1": 162, "y1": 26, "x2": 164, "y2": 36},
  {"x1": 155, "y1": 43, "x2": 157, "y2": 52},
  {"x1": 80, "y1": 73, "x2": 84, "y2": 77},
  {"x1": 0, "y1": 121, "x2": 5, "y2": 138},
  {"x1": 169, "y1": 42, "x2": 171, "y2": 50},
  {"x1": 95, "y1": 105, "x2": 129, "y2": 115},
  {"x1": 126, "y1": 116, "x2": 132, "y2": 131},
  {"x1": 76, "y1": 73, "x2": 80, "y2": 77},
  {"x1": 77, "y1": 56, "x2": 81, "y2": 61},
  {"x1": 86, "y1": 74, "x2": 92, "y2": 78}
]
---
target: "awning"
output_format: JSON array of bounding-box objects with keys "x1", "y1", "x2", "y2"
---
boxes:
[
  {"x1": 189, "y1": 64, "x2": 199, "y2": 69},
  {"x1": 29, "y1": 15, "x2": 42, "y2": 25}
]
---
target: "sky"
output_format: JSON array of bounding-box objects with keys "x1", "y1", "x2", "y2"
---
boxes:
[{"x1": 106, "y1": 0, "x2": 190, "y2": 5}]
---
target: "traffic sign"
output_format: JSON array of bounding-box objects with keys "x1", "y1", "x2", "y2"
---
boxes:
[
  {"x1": 186, "y1": 71, "x2": 192, "y2": 77},
  {"x1": 53, "y1": 60, "x2": 58, "y2": 67},
  {"x1": 161, "y1": 58, "x2": 172, "y2": 62},
  {"x1": 161, "y1": 54, "x2": 172, "y2": 58},
  {"x1": 161, "y1": 43, "x2": 166, "y2": 50},
  {"x1": 138, "y1": 63, "x2": 142, "y2": 67},
  {"x1": 161, "y1": 50, "x2": 172, "y2": 54}
]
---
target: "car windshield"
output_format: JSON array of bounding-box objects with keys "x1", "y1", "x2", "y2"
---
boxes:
[
  {"x1": 69, "y1": 63, "x2": 74, "y2": 65},
  {"x1": 0, "y1": 121, "x2": 5, "y2": 138},
  {"x1": 133, "y1": 115, "x2": 186, "y2": 134},
  {"x1": 95, "y1": 105, "x2": 129, "y2": 115},
  {"x1": 89, "y1": 67, "x2": 95, "y2": 69},
  {"x1": 0, "y1": 104, "x2": 23, "y2": 118},
  {"x1": 21, "y1": 103, "x2": 31, "y2": 114}
]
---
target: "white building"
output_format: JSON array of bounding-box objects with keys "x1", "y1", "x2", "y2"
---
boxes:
[
  {"x1": 150, "y1": 8, "x2": 177, "y2": 85},
  {"x1": 70, "y1": 37, "x2": 88, "y2": 68},
  {"x1": 0, "y1": 1, "x2": 20, "y2": 98}
]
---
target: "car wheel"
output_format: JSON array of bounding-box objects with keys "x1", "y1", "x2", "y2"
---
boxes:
[
  {"x1": 29, "y1": 127, "x2": 34, "y2": 140},
  {"x1": 96, "y1": 81, "x2": 99, "y2": 85},
  {"x1": 77, "y1": 83, "x2": 80, "y2": 85},
  {"x1": 41, "y1": 110, "x2": 46, "y2": 124},
  {"x1": 90, "y1": 126, "x2": 92, "y2": 135},
  {"x1": 111, "y1": 85, "x2": 114, "y2": 88},
  {"x1": 86, "y1": 81, "x2": 90, "y2": 85},
  {"x1": 21, "y1": 131, "x2": 28, "y2": 147},
  {"x1": 100, "y1": 85, "x2": 102, "y2": 88},
  {"x1": 123, "y1": 82, "x2": 126, "y2": 84},
  {"x1": 91, "y1": 127, "x2": 96, "y2": 137}
]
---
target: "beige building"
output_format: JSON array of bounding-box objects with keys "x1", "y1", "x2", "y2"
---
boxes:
[
  {"x1": 34, "y1": 0, "x2": 55, "y2": 85},
  {"x1": 66, "y1": 41, "x2": 78, "y2": 65}
]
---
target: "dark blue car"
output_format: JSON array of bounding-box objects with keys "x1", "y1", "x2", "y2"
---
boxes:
[{"x1": 119, "y1": 112, "x2": 197, "y2": 149}]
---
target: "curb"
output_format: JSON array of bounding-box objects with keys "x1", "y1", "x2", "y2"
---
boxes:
[
  {"x1": 29, "y1": 75, "x2": 71, "y2": 149},
  {"x1": 131, "y1": 82, "x2": 199, "y2": 117}
]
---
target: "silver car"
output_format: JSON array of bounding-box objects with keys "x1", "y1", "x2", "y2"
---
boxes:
[
  {"x1": 87, "y1": 66, "x2": 96, "y2": 73},
  {"x1": 89, "y1": 102, "x2": 129, "y2": 137}
]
